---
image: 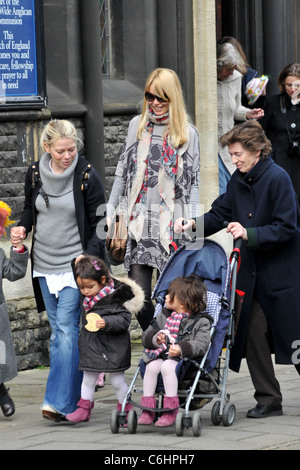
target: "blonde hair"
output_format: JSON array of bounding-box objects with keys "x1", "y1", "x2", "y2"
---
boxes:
[
  {"x1": 217, "y1": 42, "x2": 247, "y2": 76},
  {"x1": 40, "y1": 119, "x2": 83, "y2": 151},
  {"x1": 137, "y1": 68, "x2": 189, "y2": 148}
]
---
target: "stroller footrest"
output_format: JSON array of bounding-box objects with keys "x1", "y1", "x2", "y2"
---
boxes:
[{"x1": 128, "y1": 399, "x2": 181, "y2": 413}]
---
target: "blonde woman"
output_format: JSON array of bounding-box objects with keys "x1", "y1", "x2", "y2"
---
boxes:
[
  {"x1": 107, "y1": 68, "x2": 200, "y2": 330},
  {"x1": 11, "y1": 120, "x2": 106, "y2": 422}
]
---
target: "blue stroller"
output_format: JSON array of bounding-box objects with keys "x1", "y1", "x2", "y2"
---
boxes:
[{"x1": 110, "y1": 237, "x2": 242, "y2": 437}]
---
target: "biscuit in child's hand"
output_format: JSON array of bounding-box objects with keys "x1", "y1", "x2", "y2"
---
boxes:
[{"x1": 85, "y1": 312, "x2": 101, "y2": 332}]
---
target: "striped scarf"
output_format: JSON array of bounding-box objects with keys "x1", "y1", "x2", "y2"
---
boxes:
[
  {"x1": 83, "y1": 279, "x2": 115, "y2": 311},
  {"x1": 144, "y1": 311, "x2": 189, "y2": 361}
]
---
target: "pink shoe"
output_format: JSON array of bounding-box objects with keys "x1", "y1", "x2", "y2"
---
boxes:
[
  {"x1": 155, "y1": 396, "x2": 179, "y2": 427},
  {"x1": 66, "y1": 399, "x2": 94, "y2": 423},
  {"x1": 138, "y1": 396, "x2": 156, "y2": 425},
  {"x1": 95, "y1": 373, "x2": 106, "y2": 391}
]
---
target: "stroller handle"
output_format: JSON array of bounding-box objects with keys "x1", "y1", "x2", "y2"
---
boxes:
[{"x1": 223, "y1": 221, "x2": 243, "y2": 250}]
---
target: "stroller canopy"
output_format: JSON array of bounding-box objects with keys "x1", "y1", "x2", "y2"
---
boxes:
[{"x1": 152, "y1": 238, "x2": 230, "y2": 306}]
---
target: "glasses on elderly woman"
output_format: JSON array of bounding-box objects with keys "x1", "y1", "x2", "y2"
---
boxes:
[{"x1": 145, "y1": 91, "x2": 169, "y2": 103}]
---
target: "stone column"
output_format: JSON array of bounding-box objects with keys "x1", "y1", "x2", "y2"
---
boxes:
[
  {"x1": 193, "y1": 1, "x2": 232, "y2": 253},
  {"x1": 193, "y1": 0, "x2": 219, "y2": 212}
]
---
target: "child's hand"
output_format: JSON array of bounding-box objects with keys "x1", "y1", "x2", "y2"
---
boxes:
[
  {"x1": 96, "y1": 317, "x2": 106, "y2": 329},
  {"x1": 10, "y1": 226, "x2": 26, "y2": 248},
  {"x1": 168, "y1": 344, "x2": 181, "y2": 357},
  {"x1": 157, "y1": 332, "x2": 166, "y2": 344},
  {"x1": 75, "y1": 254, "x2": 85, "y2": 264}
]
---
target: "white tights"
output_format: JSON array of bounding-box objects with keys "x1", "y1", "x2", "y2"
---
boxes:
[
  {"x1": 143, "y1": 359, "x2": 178, "y2": 397},
  {"x1": 81, "y1": 371, "x2": 128, "y2": 403}
]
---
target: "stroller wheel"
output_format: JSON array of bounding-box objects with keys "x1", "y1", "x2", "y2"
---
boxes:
[
  {"x1": 192, "y1": 412, "x2": 202, "y2": 437},
  {"x1": 211, "y1": 400, "x2": 222, "y2": 426},
  {"x1": 127, "y1": 409, "x2": 137, "y2": 434},
  {"x1": 222, "y1": 402, "x2": 236, "y2": 427},
  {"x1": 110, "y1": 408, "x2": 120, "y2": 434},
  {"x1": 175, "y1": 412, "x2": 184, "y2": 436}
]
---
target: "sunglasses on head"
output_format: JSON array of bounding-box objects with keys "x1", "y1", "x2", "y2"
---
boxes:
[{"x1": 145, "y1": 91, "x2": 169, "y2": 103}]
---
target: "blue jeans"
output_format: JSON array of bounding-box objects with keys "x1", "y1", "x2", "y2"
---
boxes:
[
  {"x1": 218, "y1": 155, "x2": 231, "y2": 195},
  {"x1": 38, "y1": 278, "x2": 83, "y2": 415}
]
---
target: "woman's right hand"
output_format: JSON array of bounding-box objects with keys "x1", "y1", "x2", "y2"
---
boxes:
[
  {"x1": 10, "y1": 226, "x2": 26, "y2": 247},
  {"x1": 174, "y1": 217, "x2": 195, "y2": 234}
]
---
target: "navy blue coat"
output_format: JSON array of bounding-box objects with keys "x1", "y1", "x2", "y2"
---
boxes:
[{"x1": 203, "y1": 156, "x2": 300, "y2": 372}]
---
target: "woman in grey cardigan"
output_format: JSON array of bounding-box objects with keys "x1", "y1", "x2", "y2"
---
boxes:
[
  {"x1": 107, "y1": 68, "x2": 201, "y2": 330},
  {"x1": 0, "y1": 202, "x2": 28, "y2": 417},
  {"x1": 217, "y1": 42, "x2": 264, "y2": 194}
]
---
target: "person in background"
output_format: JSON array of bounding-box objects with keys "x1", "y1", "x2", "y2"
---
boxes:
[
  {"x1": 0, "y1": 201, "x2": 28, "y2": 418},
  {"x1": 11, "y1": 120, "x2": 106, "y2": 422},
  {"x1": 260, "y1": 63, "x2": 300, "y2": 203},
  {"x1": 106, "y1": 68, "x2": 201, "y2": 331},
  {"x1": 218, "y1": 36, "x2": 267, "y2": 108},
  {"x1": 217, "y1": 42, "x2": 264, "y2": 194}
]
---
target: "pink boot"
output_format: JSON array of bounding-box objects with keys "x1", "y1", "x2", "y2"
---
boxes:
[
  {"x1": 66, "y1": 399, "x2": 94, "y2": 423},
  {"x1": 138, "y1": 396, "x2": 156, "y2": 425},
  {"x1": 155, "y1": 396, "x2": 179, "y2": 427}
]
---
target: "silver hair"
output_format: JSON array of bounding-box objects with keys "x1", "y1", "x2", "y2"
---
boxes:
[{"x1": 217, "y1": 42, "x2": 246, "y2": 75}]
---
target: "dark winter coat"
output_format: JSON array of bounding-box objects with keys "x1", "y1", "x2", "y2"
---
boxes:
[
  {"x1": 202, "y1": 156, "x2": 300, "y2": 372},
  {"x1": 260, "y1": 92, "x2": 300, "y2": 202},
  {"x1": 78, "y1": 277, "x2": 144, "y2": 373},
  {"x1": 18, "y1": 156, "x2": 106, "y2": 312}
]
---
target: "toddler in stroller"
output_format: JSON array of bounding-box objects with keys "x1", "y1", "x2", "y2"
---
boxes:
[{"x1": 138, "y1": 275, "x2": 213, "y2": 427}]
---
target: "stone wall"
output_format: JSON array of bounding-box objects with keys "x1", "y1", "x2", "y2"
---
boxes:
[
  {"x1": 103, "y1": 114, "x2": 135, "y2": 196},
  {"x1": 7, "y1": 296, "x2": 51, "y2": 371},
  {"x1": 1, "y1": 112, "x2": 141, "y2": 371}
]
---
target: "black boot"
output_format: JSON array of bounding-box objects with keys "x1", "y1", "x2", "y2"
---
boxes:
[{"x1": 0, "y1": 383, "x2": 15, "y2": 417}]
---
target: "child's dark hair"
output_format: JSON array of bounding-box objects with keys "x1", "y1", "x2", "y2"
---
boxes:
[
  {"x1": 167, "y1": 275, "x2": 207, "y2": 317},
  {"x1": 74, "y1": 255, "x2": 111, "y2": 284}
]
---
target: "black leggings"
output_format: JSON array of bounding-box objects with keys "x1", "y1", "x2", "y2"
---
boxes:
[{"x1": 128, "y1": 264, "x2": 158, "y2": 331}]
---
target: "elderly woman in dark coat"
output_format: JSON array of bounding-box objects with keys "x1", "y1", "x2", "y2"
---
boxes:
[{"x1": 176, "y1": 120, "x2": 300, "y2": 418}]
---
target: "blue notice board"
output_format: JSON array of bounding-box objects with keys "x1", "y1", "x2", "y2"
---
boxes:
[{"x1": 0, "y1": 0, "x2": 45, "y2": 107}]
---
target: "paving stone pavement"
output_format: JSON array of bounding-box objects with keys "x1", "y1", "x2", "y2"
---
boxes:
[{"x1": 1, "y1": 342, "x2": 300, "y2": 453}]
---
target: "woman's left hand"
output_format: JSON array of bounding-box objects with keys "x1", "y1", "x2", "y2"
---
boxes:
[{"x1": 226, "y1": 222, "x2": 248, "y2": 240}]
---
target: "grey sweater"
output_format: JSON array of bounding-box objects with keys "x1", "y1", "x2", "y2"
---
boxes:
[{"x1": 33, "y1": 153, "x2": 83, "y2": 274}]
